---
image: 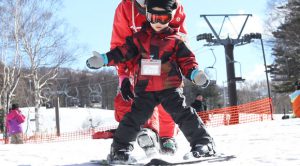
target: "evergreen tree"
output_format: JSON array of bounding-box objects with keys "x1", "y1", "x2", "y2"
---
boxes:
[{"x1": 270, "y1": 0, "x2": 300, "y2": 93}]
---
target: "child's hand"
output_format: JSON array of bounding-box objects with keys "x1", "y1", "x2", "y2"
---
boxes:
[
  {"x1": 86, "y1": 51, "x2": 108, "y2": 69},
  {"x1": 191, "y1": 69, "x2": 209, "y2": 86},
  {"x1": 120, "y1": 78, "x2": 134, "y2": 101}
]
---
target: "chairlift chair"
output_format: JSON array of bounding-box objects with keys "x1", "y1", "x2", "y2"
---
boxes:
[
  {"x1": 69, "y1": 97, "x2": 80, "y2": 107},
  {"x1": 231, "y1": 60, "x2": 245, "y2": 82},
  {"x1": 89, "y1": 92, "x2": 102, "y2": 104},
  {"x1": 204, "y1": 48, "x2": 218, "y2": 85},
  {"x1": 88, "y1": 84, "x2": 103, "y2": 107},
  {"x1": 64, "y1": 87, "x2": 81, "y2": 107},
  {"x1": 204, "y1": 66, "x2": 217, "y2": 85}
]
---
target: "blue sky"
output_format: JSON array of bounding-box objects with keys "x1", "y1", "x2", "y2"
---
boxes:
[{"x1": 60, "y1": 0, "x2": 273, "y2": 85}]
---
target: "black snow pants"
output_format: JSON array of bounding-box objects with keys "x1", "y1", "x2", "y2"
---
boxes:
[{"x1": 112, "y1": 87, "x2": 213, "y2": 150}]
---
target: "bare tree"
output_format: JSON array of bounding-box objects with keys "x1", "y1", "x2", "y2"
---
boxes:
[
  {"x1": 2, "y1": 0, "x2": 76, "y2": 132},
  {"x1": 265, "y1": 0, "x2": 287, "y2": 36},
  {"x1": 237, "y1": 81, "x2": 269, "y2": 104},
  {"x1": 0, "y1": 0, "x2": 23, "y2": 138}
]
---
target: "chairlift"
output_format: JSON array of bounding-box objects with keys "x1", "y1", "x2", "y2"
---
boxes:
[
  {"x1": 69, "y1": 97, "x2": 80, "y2": 107},
  {"x1": 231, "y1": 60, "x2": 245, "y2": 82},
  {"x1": 88, "y1": 84, "x2": 103, "y2": 107},
  {"x1": 89, "y1": 92, "x2": 102, "y2": 103},
  {"x1": 204, "y1": 49, "x2": 218, "y2": 85},
  {"x1": 225, "y1": 53, "x2": 245, "y2": 83},
  {"x1": 64, "y1": 87, "x2": 80, "y2": 107},
  {"x1": 41, "y1": 86, "x2": 54, "y2": 108},
  {"x1": 204, "y1": 67, "x2": 217, "y2": 85}
]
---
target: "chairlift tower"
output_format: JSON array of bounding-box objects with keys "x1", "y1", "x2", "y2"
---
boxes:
[{"x1": 197, "y1": 14, "x2": 252, "y2": 124}]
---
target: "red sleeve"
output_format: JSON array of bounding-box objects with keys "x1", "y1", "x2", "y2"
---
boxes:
[
  {"x1": 106, "y1": 36, "x2": 139, "y2": 67},
  {"x1": 175, "y1": 40, "x2": 198, "y2": 77},
  {"x1": 110, "y1": 1, "x2": 135, "y2": 78},
  {"x1": 110, "y1": 2, "x2": 133, "y2": 50},
  {"x1": 17, "y1": 111, "x2": 25, "y2": 124},
  {"x1": 170, "y1": 3, "x2": 187, "y2": 35}
]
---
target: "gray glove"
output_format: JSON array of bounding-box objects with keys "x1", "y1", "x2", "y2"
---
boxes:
[
  {"x1": 190, "y1": 69, "x2": 209, "y2": 86},
  {"x1": 86, "y1": 51, "x2": 108, "y2": 69}
]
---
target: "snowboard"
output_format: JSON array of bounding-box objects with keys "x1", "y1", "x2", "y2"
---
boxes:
[
  {"x1": 144, "y1": 153, "x2": 236, "y2": 166},
  {"x1": 89, "y1": 159, "x2": 147, "y2": 166},
  {"x1": 90, "y1": 153, "x2": 235, "y2": 166},
  {"x1": 89, "y1": 155, "x2": 149, "y2": 166}
]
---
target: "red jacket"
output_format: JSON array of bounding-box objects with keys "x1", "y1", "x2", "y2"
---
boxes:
[
  {"x1": 110, "y1": 0, "x2": 187, "y2": 78},
  {"x1": 106, "y1": 24, "x2": 198, "y2": 92},
  {"x1": 110, "y1": 0, "x2": 186, "y2": 138}
]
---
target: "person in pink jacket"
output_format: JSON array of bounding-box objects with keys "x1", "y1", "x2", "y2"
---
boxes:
[{"x1": 6, "y1": 103, "x2": 25, "y2": 144}]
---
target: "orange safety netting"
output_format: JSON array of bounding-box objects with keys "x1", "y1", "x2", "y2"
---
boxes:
[
  {"x1": 198, "y1": 98, "x2": 273, "y2": 127},
  {"x1": 1, "y1": 98, "x2": 273, "y2": 144},
  {"x1": 23, "y1": 125, "x2": 118, "y2": 144}
]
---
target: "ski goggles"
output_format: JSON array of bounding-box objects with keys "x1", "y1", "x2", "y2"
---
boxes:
[{"x1": 146, "y1": 12, "x2": 172, "y2": 24}]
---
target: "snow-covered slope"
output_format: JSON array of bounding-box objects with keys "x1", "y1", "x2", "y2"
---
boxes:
[
  {"x1": 18, "y1": 107, "x2": 118, "y2": 135},
  {"x1": 1, "y1": 108, "x2": 300, "y2": 166}
]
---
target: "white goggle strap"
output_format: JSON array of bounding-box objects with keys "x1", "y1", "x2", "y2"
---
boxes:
[{"x1": 136, "y1": 0, "x2": 145, "y2": 6}]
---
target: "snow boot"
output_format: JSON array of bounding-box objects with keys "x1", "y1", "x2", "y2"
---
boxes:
[
  {"x1": 190, "y1": 142, "x2": 216, "y2": 158},
  {"x1": 160, "y1": 137, "x2": 177, "y2": 155},
  {"x1": 137, "y1": 128, "x2": 160, "y2": 157},
  {"x1": 107, "y1": 146, "x2": 137, "y2": 164}
]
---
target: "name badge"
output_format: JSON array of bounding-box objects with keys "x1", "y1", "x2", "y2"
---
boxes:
[{"x1": 141, "y1": 59, "x2": 161, "y2": 76}]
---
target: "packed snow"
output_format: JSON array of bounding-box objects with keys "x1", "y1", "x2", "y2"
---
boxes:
[{"x1": 1, "y1": 107, "x2": 300, "y2": 166}]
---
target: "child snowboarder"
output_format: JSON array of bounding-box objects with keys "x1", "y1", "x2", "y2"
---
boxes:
[
  {"x1": 110, "y1": 0, "x2": 187, "y2": 156},
  {"x1": 86, "y1": 0, "x2": 216, "y2": 164}
]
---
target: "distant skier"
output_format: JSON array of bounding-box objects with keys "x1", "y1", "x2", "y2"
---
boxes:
[
  {"x1": 6, "y1": 103, "x2": 26, "y2": 144},
  {"x1": 290, "y1": 81, "x2": 300, "y2": 118},
  {"x1": 86, "y1": 0, "x2": 216, "y2": 164},
  {"x1": 109, "y1": 0, "x2": 187, "y2": 156},
  {"x1": 191, "y1": 94, "x2": 209, "y2": 124}
]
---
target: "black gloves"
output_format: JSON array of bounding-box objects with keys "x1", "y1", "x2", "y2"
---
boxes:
[{"x1": 120, "y1": 78, "x2": 134, "y2": 101}]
